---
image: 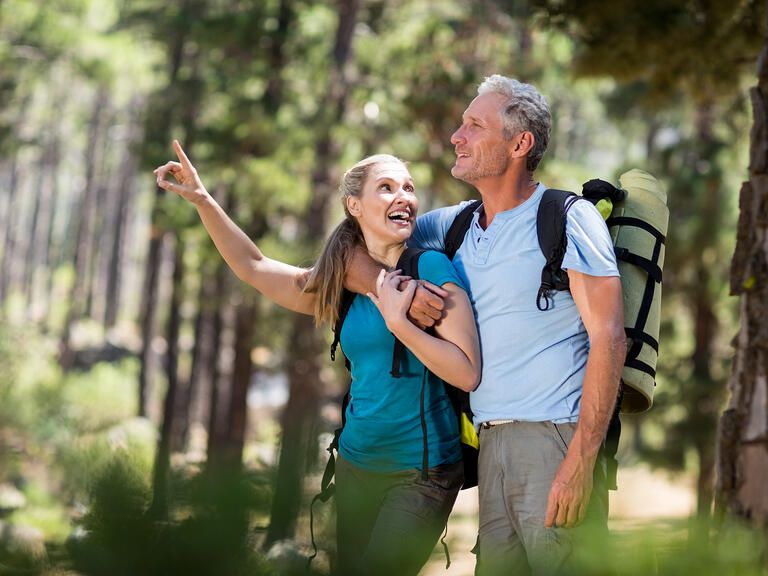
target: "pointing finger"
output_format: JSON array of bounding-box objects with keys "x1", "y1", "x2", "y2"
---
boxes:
[{"x1": 173, "y1": 140, "x2": 194, "y2": 171}]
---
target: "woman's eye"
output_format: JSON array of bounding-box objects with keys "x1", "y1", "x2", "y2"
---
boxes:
[
  {"x1": 380, "y1": 183, "x2": 391, "y2": 191},
  {"x1": 404, "y1": 185, "x2": 414, "y2": 193}
]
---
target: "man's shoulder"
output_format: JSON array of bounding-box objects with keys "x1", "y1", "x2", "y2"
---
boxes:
[{"x1": 412, "y1": 200, "x2": 477, "y2": 251}]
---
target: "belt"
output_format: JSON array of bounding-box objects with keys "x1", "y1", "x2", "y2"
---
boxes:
[{"x1": 480, "y1": 419, "x2": 517, "y2": 429}]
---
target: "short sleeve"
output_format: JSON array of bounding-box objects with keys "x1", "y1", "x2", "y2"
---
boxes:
[
  {"x1": 417, "y1": 250, "x2": 468, "y2": 292},
  {"x1": 410, "y1": 203, "x2": 468, "y2": 251},
  {"x1": 561, "y1": 200, "x2": 619, "y2": 277}
]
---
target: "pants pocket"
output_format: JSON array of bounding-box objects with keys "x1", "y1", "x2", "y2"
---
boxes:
[{"x1": 549, "y1": 422, "x2": 571, "y2": 456}]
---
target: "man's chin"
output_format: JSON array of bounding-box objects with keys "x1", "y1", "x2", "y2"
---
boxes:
[{"x1": 451, "y1": 166, "x2": 474, "y2": 183}]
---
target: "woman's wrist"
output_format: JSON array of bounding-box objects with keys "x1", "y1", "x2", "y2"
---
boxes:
[
  {"x1": 386, "y1": 314, "x2": 410, "y2": 337},
  {"x1": 193, "y1": 191, "x2": 214, "y2": 208}
]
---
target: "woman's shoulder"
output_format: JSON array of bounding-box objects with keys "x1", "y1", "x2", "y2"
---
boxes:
[{"x1": 415, "y1": 250, "x2": 464, "y2": 288}]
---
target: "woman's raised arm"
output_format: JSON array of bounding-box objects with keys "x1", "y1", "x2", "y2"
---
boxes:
[{"x1": 155, "y1": 140, "x2": 316, "y2": 316}]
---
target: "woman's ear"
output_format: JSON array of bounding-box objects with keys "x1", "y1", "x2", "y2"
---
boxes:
[{"x1": 347, "y1": 196, "x2": 361, "y2": 217}]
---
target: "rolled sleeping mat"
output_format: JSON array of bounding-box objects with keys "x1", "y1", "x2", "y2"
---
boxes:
[{"x1": 608, "y1": 169, "x2": 669, "y2": 413}]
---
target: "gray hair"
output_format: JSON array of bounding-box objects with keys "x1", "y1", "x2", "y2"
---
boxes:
[{"x1": 477, "y1": 75, "x2": 551, "y2": 172}]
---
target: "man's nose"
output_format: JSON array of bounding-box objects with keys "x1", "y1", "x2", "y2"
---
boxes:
[{"x1": 450, "y1": 126, "x2": 465, "y2": 145}]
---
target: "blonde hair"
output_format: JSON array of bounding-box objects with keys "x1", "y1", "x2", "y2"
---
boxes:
[{"x1": 304, "y1": 154, "x2": 406, "y2": 325}]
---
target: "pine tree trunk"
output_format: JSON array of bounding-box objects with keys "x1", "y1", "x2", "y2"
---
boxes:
[
  {"x1": 182, "y1": 262, "x2": 219, "y2": 451},
  {"x1": 105, "y1": 98, "x2": 143, "y2": 329},
  {"x1": 59, "y1": 87, "x2": 109, "y2": 368},
  {"x1": 688, "y1": 102, "x2": 723, "y2": 526},
  {"x1": 715, "y1": 21, "x2": 768, "y2": 532},
  {"x1": 84, "y1": 104, "x2": 115, "y2": 323},
  {"x1": 22, "y1": 137, "x2": 51, "y2": 316},
  {"x1": 265, "y1": 0, "x2": 360, "y2": 547},
  {"x1": 137, "y1": 24, "x2": 188, "y2": 417},
  {"x1": 206, "y1": 190, "x2": 237, "y2": 473},
  {"x1": 148, "y1": 235, "x2": 185, "y2": 519},
  {"x1": 0, "y1": 95, "x2": 32, "y2": 308},
  {"x1": 40, "y1": 93, "x2": 65, "y2": 329}
]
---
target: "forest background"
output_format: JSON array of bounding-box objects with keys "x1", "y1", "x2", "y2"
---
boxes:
[{"x1": 1, "y1": 0, "x2": 767, "y2": 575}]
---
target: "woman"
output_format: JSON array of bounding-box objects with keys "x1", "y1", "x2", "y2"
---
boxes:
[{"x1": 155, "y1": 142, "x2": 480, "y2": 575}]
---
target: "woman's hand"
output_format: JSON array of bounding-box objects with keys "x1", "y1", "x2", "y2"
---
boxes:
[
  {"x1": 367, "y1": 269, "x2": 416, "y2": 333},
  {"x1": 154, "y1": 140, "x2": 210, "y2": 206}
]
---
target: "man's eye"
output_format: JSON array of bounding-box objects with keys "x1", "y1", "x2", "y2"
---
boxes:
[
  {"x1": 380, "y1": 183, "x2": 391, "y2": 191},
  {"x1": 404, "y1": 185, "x2": 414, "y2": 193}
]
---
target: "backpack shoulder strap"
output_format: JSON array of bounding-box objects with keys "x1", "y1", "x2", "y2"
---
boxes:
[
  {"x1": 445, "y1": 200, "x2": 482, "y2": 260},
  {"x1": 330, "y1": 289, "x2": 356, "y2": 370},
  {"x1": 536, "y1": 188, "x2": 581, "y2": 311},
  {"x1": 391, "y1": 247, "x2": 427, "y2": 377}
]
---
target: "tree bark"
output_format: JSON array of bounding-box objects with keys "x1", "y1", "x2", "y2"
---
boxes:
[
  {"x1": 0, "y1": 94, "x2": 32, "y2": 309},
  {"x1": 689, "y1": 102, "x2": 722, "y2": 526},
  {"x1": 59, "y1": 86, "x2": 109, "y2": 369},
  {"x1": 716, "y1": 19, "x2": 768, "y2": 532},
  {"x1": 148, "y1": 235, "x2": 185, "y2": 519},
  {"x1": 265, "y1": 0, "x2": 360, "y2": 547},
  {"x1": 180, "y1": 260, "x2": 219, "y2": 451},
  {"x1": 40, "y1": 90, "x2": 65, "y2": 329},
  {"x1": 105, "y1": 98, "x2": 143, "y2": 329},
  {"x1": 137, "y1": 21, "x2": 189, "y2": 417}
]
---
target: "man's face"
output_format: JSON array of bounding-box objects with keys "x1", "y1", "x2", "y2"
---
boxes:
[{"x1": 450, "y1": 92, "x2": 512, "y2": 184}]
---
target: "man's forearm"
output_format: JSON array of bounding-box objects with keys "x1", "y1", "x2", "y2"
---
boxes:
[
  {"x1": 569, "y1": 331, "x2": 625, "y2": 462},
  {"x1": 344, "y1": 245, "x2": 383, "y2": 295}
]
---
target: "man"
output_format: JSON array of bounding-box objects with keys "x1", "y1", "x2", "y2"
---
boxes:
[{"x1": 346, "y1": 75, "x2": 626, "y2": 574}]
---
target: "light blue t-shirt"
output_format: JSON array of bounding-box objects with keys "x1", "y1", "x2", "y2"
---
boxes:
[
  {"x1": 410, "y1": 183, "x2": 619, "y2": 425},
  {"x1": 338, "y1": 250, "x2": 466, "y2": 472}
]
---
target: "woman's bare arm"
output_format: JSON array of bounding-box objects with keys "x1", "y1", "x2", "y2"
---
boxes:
[
  {"x1": 155, "y1": 141, "x2": 315, "y2": 315},
  {"x1": 369, "y1": 272, "x2": 481, "y2": 391}
]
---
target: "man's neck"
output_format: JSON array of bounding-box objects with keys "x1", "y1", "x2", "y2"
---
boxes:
[{"x1": 475, "y1": 170, "x2": 538, "y2": 229}]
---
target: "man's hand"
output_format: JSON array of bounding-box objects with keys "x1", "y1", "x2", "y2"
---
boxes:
[
  {"x1": 544, "y1": 450, "x2": 595, "y2": 529},
  {"x1": 406, "y1": 281, "x2": 448, "y2": 329}
]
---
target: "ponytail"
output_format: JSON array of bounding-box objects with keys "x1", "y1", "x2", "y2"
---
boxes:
[{"x1": 303, "y1": 218, "x2": 364, "y2": 326}]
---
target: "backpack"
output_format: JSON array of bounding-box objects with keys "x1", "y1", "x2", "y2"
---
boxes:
[
  {"x1": 442, "y1": 169, "x2": 669, "y2": 490},
  {"x1": 308, "y1": 247, "x2": 479, "y2": 565}
]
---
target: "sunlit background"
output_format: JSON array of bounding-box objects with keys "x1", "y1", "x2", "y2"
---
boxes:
[{"x1": 0, "y1": 1, "x2": 765, "y2": 574}]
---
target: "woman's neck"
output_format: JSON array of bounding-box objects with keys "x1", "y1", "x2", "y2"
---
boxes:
[{"x1": 364, "y1": 238, "x2": 407, "y2": 269}]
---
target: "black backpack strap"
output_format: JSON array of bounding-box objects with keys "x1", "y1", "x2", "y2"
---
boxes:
[
  {"x1": 330, "y1": 289, "x2": 356, "y2": 370},
  {"x1": 444, "y1": 200, "x2": 482, "y2": 260},
  {"x1": 390, "y1": 247, "x2": 427, "y2": 378},
  {"x1": 603, "y1": 385, "x2": 623, "y2": 491},
  {"x1": 392, "y1": 247, "x2": 432, "y2": 481},
  {"x1": 308, "y1": 392, "x2": 350, "y2": 567},
  {"x1": 536, "y1": 189, "x2": 582, "y2": 311}
]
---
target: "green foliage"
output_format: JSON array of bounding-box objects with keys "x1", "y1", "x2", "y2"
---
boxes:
[
  {"x1": 533, "y1": 0, "x2": 765, "y2": 104},
  {"x1": 557, "y1": 517, "x2": 767, "y2": 575},
  {"x1": 70, "y1": 456, "x2": 275, "y2": 576}
]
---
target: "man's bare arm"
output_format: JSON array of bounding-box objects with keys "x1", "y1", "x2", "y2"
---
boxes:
[
  {"x1": 344, "y1": 244, "x2": 447, "y2": 327},
  {"x1": 544, "y1": 272, "x2": 625, "y2": 528}
]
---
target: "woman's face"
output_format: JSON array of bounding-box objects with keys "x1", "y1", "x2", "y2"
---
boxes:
[{"x1": 347, "y1": 160, "x2": 419, "y2": 244}]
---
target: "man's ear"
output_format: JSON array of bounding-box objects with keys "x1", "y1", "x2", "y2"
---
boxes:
[
  {"x1": 511, "y1": 131, "x2": 535, "y2": 159},
  {"x1": 347, "y1": 196, "x2": 361, "y2": 217}
]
